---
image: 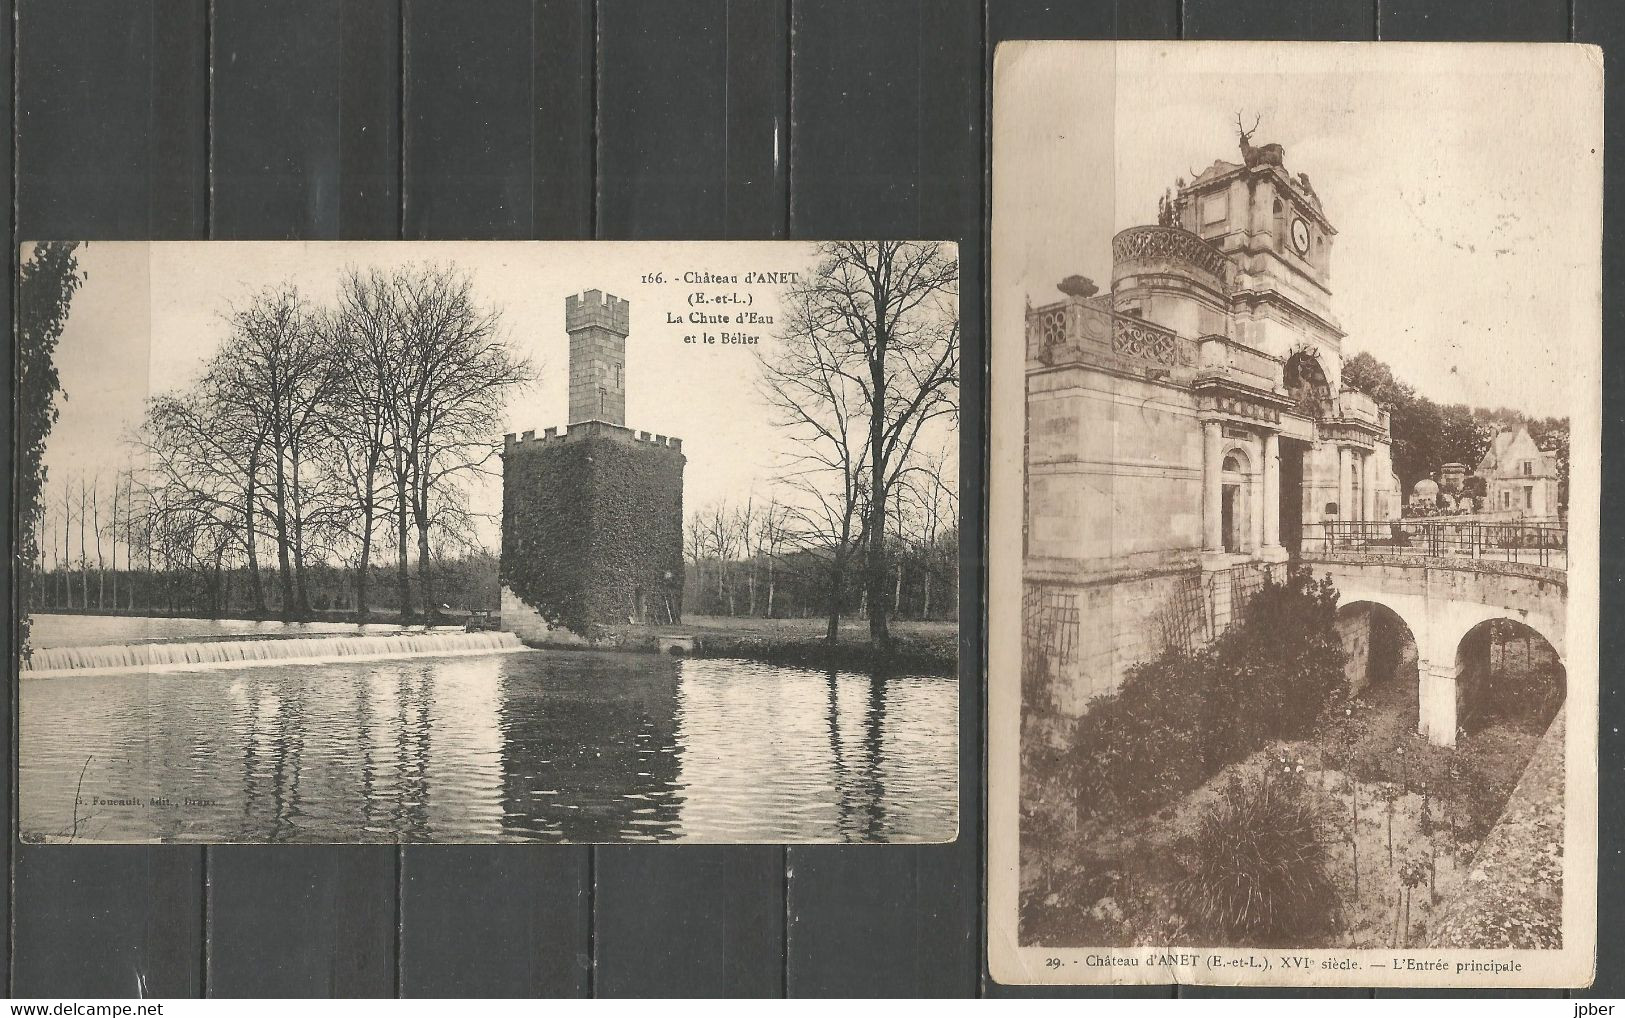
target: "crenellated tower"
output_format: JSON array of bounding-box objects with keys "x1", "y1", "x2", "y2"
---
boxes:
[
  {"x1": 502, "y1": 290, "x2": 685, "y2": 634},
  {"x1": 566, "y1": 289, "x2": 630, "y2": 426}
]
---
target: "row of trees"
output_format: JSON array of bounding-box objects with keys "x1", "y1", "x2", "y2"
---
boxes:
[
  {"x1": 26, "y1": 463, "x2": 502, "y2": 617},
  {"x1": 1341, "y1": 351, "x2": 1570, "y2": 508},
  {"x1": 19, "y1": 258, "x2": 533, "y2": 626},
  {"x1": 683, "y1": 446, "x2": 958, "y2": 622},
  {"x1": 135, "y1": 264, "x2": 529, "y2": 621},
  {"x1": 759, "y1": 241, "x2": 960, "y2": 646}
]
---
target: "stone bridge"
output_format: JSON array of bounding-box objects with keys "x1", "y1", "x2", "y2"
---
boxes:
[{"x1": 1302, "y1": 551, "x2": 1566, "y2": 747}]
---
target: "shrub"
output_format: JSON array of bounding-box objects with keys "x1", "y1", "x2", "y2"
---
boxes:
[
  {"x1": 1071, "y1": 654, "x2": 1207, "y2": 816},
  {"x1": 1067, "y1": 567, "x2": 1347, "y2": 820},
  {"x1": 1173, "y1": 766, "x2": 1340, "y2": 942},
  {"x1": 1223, "y1": 571, "x2": 1345, "y2": 741}
]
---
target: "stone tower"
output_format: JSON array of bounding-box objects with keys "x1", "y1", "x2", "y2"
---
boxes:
[
  {"x1": 566, "y1": 289, "x2": 629, "y2": 426},
  {"x1": 500, "y1": 288, "x2": 685, "y2": 636}
]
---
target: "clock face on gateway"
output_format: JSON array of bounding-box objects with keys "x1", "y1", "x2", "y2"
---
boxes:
[{"x1": 1290, "y1": 216, "x2": 1311, "y2": 255}]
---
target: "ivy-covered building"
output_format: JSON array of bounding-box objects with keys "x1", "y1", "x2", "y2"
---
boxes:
[{"x1": 501, "y1": 290, "x2": 685, "y2": 635}]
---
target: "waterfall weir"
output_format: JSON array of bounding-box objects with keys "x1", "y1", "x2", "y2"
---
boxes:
[{"x1": 22, "y1": 630, "x2": 527, "y2": 677}]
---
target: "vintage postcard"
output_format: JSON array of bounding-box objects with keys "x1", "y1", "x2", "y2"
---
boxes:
[
  {"x1": 16, "y1": 239, "x2": 960, "y2": 845},
  {"x1": 988, "y1": 42, "x2": 1599, "y2": 987}
]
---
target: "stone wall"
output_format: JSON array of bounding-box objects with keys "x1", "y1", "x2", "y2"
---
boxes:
[
  {"x1": 565, "y1": 290, "x2": 630, "y2": 426},
  {"x1": 1337, "y1": 602, "x2": 1373, "y2": 694},
  {"x1": 1024, "y1": 559, "x2": 1286, "y2": 741},
  {"x1": 1025, "y1": 365, "x2": 1203, "y2": 573},
  {"x1": 501, "y1": 423, "x2": 685, "y2": 633},
  {"x1": 1429, "y1": 709, "x2": 1565, "y2": 949}
]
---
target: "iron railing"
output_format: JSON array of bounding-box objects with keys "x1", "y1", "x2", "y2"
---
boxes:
[{"x1": 1306, "y1": 520, "x2": 1567, "y2": 569}]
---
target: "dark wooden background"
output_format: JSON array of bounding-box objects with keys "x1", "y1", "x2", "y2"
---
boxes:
[{"x1": 5, "y1": 0, "x2": 1620, "y2": 998}]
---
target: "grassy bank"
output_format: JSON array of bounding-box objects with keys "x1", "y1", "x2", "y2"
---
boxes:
[{"x1": 521, "y1": 614, "x2": 958, "y2": 676}]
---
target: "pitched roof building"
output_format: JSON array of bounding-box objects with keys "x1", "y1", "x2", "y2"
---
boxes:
[{"x1": 1476, "y1": 425, "x2": 1559, "y2": 518}]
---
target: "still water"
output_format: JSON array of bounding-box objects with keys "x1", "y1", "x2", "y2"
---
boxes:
[
  {"x1": 20, "y1": 617, "x2": 958, "y2": 844},
  {"x1": 28, "y1": 613, "x2": 415, "y2": 647}
]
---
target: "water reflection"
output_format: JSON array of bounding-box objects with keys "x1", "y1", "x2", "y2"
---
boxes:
[
  {"x1": 20, "y1": 645, "x2": 956, "y2": 844},
  {"x1": 497, "y1": 652, "x2": 685, "y2": 842}
]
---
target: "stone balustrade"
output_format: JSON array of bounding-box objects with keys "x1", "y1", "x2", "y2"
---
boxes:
[
  {"x1": 1026, "y1": 296, "x2": 1195, "y2": 371},
  {"x1": 1111, "y1": 225, "x2": 1235, "y2": 293}
]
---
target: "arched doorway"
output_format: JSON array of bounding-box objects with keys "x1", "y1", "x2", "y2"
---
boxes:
[
  {"x1": 1220, "y1": 450, "x2": 1251, "y2": 553},
  {"x1": 1335, "y1": 600, "x2": 1419, "y2": 704},
  {"x1": 1453, "y1": 619, "x2": 1565, "y2": 737}
]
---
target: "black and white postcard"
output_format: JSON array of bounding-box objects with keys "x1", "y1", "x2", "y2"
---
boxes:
[{"x1": 16, "y1": 240, "x2": 960, "y2": 845}]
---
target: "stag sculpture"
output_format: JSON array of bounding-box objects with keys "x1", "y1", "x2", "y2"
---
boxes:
[{"x1": 1235, "y1": 113, "x2": 1285, "y2": 169}]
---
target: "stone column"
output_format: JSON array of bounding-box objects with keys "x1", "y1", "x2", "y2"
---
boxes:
[
  {"x1": 1262, "y1": 432, "x2": 1282, "y2": 554},
  {"x1": 1417, "y1": 661, "x2": 1458, "y2": 748},
  {"x1": 1203, "y1": 420, "x2": 1223, "y2": 553},
  {"x1": 1338, "y1": 445, "x2": 1354, "y2": 521},
  {"x1": 1361, "y1": 449, "x2": 1377, "y2": 522},
  {"x1": 1250, "y1": 457, "x2": 1265, "y2": 554}
]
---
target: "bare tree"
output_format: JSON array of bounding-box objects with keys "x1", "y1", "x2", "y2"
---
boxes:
[
  {"x1": 78, "y1": 476, "x2": 90, "y2": 609},
  {"x1": 736, "y1": 497, "x2": 763, "y2": 616},
  {"x1": 387, "y1": 264, "x2": 532, "y2": 621},
  {"x1": 776, "y1": 241, "x2": 958, "y2": 646},
  {"x1": 59, "y1": 478, "x2": 74, "y2": 608},
  {"x1": 686, "y1": 509, "x2": 710, "y2": 609},
  {"x1": 209, "y1": 284, "x2": 336, "y2": 619},
  {"x1": 143, "y1": 379, "x2": 271, "y2": 616},
  {"x1": 759, "y1": 297, "x2": 873, "y2": 643},
  {"x1": 321, "y1": 269, "x2": 403, "y2": 619},
  {"x1": 756, "y1": 498, "x2": 790, "y2": 619},
  {"x1": 92, "y1": 478, "x2": 105, "y2": 609},
  {"x1": 705, "y1": 500, "x2": 739, "y2": 615},
  {"x1": 904, "y1": 444, "x2": 958, "y2": 619},
  {"x1": 107, "y1": 470, "x2": 119, "y2": 610}
]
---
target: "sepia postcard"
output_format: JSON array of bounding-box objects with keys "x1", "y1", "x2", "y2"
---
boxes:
[
  {"x1": 15, "y1": 239, "x2": 960, "y2": 845},
  {"x1": 988, "y1": 42, "x2": 1599, "y2": 987}
]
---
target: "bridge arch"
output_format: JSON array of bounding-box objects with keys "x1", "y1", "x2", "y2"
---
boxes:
[
  {"x1": 1452, "y1": 617, "x2": 1565, "y2": 738},
  {"x1": 1334, "y1": 599, "x2": 1419, "y2": 699},
  {"x1": 1308, "y1": 555, "x2": 1565, "y2": 748}
]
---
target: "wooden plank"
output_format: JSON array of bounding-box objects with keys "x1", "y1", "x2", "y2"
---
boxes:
[
  {"x1": 1185, "y1": 0, "x2": 1374, "y2": 39},
  {"x1": 784, "y1": 0, "x2": 981, "y2": 996},
  {"x1": 401, "y1": 0, "x2": 593, "y2": 241},
  {"x1": 202, "y1": 0, "x2": 400, "y2": 997},
  {"x1": 595, "y1": 0, "x2": 787, "y2": 240},
  {"x1": 987, "y1": 0, "x2": 1178, "y2": 40},
  {"x1": 206, "y1": 850, "x2": 397, "y2": 997},
  {"x1": 395, "y1": 1, "x2": 594, "y2": 996},
  {"x1": 10, "y1": 0, "x2": 208, "y2": 996},
  {"x1": 594, "y1": 846, "x2": 786, "y2": 997},
  {"x1": 590, "y1": 0, "x2": 788, "y2": 997},
  {"x1": 1376, "y1": 0, "x2": 1568, "y2": 40},
  {"x1": 211, "y1": 0, "x2": 399, "y2": 238},
  {"x1": 1573, "y1": 0, "x2": 1625, "y2": 993}
]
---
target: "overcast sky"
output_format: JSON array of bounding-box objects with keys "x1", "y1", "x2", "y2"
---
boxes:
[
  {"x1": 993, "y1": 41, "x2": 1602, "y2": 419},
  {"x1": 39, "y1": 240, "x2": 959, "y2": 550}
]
